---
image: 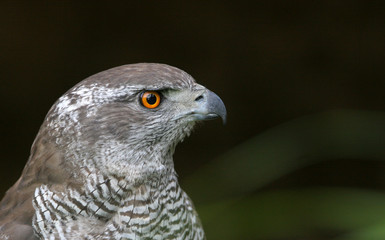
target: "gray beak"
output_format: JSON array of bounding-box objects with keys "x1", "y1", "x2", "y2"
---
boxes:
[{"x1": 192, "y1": 90, "x2": 227, "y2": 124}]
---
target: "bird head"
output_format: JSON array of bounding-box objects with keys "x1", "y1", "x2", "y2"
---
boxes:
[{"x1": 42, "y1": 63, "x2": 226, "y2": 178}]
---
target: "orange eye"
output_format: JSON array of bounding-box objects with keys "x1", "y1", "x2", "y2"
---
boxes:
[{"x1": 141, "y1": 91, "x2": 161, "y2": 109}]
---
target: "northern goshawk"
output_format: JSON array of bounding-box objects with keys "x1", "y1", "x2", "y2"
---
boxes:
[{"x1": 0, "y1": 63, "x2": 226, "y2": 239}]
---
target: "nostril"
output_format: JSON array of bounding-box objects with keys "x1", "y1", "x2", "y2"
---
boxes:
[{"x1": 195, "y1": 95, "x2": 204, "y2": 102}]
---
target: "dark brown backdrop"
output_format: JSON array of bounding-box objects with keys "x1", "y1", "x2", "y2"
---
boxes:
[{"x1": 0, "y1": 2, "x2": 384, "y2": 238}]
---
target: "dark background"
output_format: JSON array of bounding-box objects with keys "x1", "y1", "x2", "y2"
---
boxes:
[{"x1": 1, "y1": 1, "x2": 385, "y2": 239}]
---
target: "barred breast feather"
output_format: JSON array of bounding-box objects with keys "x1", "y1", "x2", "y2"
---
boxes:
[{"x1": 33, "y1": 170, "x2": 204, "y2": 239}]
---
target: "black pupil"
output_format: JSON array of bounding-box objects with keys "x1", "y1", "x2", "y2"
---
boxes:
[{"x1": 147, "y1": 94, "x2": 157, "y2": 105}]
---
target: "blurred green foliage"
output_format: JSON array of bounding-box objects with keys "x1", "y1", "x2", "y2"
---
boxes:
[{"x1": 182, "y1": 110, "x2": 385, "y2": 240}]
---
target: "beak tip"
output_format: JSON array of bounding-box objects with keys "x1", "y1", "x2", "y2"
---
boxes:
[{"x1": 207, "y1": 90, "x2": 227, "y2": 126}]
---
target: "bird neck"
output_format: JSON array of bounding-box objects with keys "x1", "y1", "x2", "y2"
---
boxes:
[{"x1": 72, "y1": 140, "x2": 178, "y2": 186}]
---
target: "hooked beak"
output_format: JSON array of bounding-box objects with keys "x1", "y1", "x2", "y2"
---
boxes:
[{"x1": 190, "y1": 90, "x2": 227, "y2": 124}]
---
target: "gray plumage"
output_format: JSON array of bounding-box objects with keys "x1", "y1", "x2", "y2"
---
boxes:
[{"x1": 0, "y1": 63, "x2": 226, "y2": 240}]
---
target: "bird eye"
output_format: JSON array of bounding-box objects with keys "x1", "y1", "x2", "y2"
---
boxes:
[{"x1": 140, "y1": 91, "x2": 161, "y2": 109}]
